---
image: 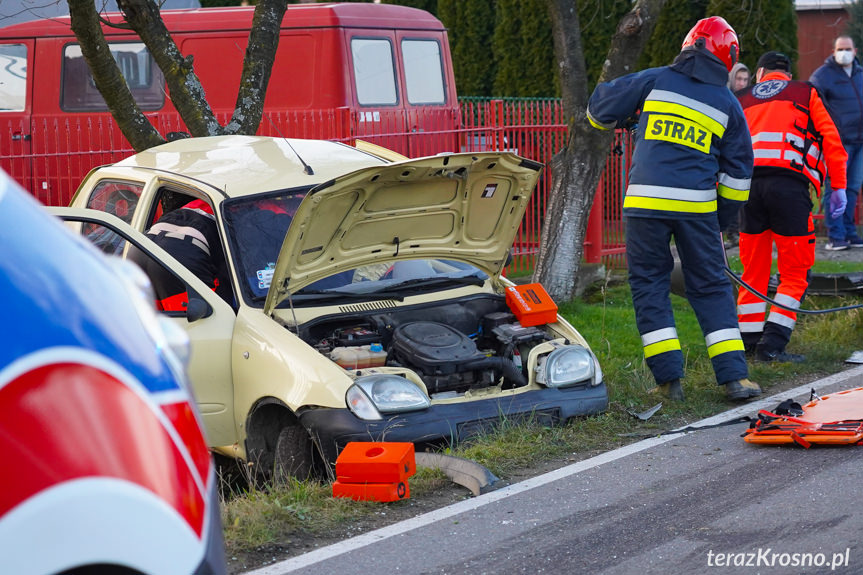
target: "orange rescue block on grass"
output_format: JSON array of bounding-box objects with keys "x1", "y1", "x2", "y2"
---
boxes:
[
  {"x1": 333, "y1": 442, "x2": 416, "y2": 502},
  {"x1": 332, "y1": 479, "x2": 410, "y2": 502}
]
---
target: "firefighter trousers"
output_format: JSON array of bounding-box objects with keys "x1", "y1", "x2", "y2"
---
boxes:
[
  {"x1": 737, "y1": 174, "x2": 814, "y2": 354},
  {"x1": 625, "y1": 216, "x2": 749, "y2": 386}
]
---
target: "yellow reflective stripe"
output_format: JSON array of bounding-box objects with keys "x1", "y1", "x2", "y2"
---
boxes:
[
  {"x1": 586, "y1": 109, "x2": 614, "y2": 131},
  {"x1": 624, "y1": 196, "x2": 718, "y2": 213},
  {"x1": 643, "y1": 101, "x2": 725, "y2": 139},
  {"x1": 707, "y1": 339, "x2": 745, "y2": 358},
  {"x1": 643, "y1": 338, "x2": 681, "y2": 358},
  {"x1": 718, "y1": 185, "x2": 749, "y2": 202}
]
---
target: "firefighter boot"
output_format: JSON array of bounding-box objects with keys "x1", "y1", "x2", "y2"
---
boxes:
[
  {"x1": 724, "y1": 379, "x2": 762, "y2": 401},
  {"x1": 652, "y1": 379, "x2": 685, "y2": 402}
]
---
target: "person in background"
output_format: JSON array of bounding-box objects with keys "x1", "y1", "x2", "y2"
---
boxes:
[
  {"x1": 587, "y1": 16, "x2": 760, "y2": 402},
  {"x1": 810, "y1": 35, "x2": 863, "y2": 251},
  {"x1": 728, "y1": 62, "x2": 751, "y2": 92},
  {"x1": 736, "y1": 51, "x2": 847, "y2": 364},
  {"x1": 724, "y1": 62, "x2": 752, "y2": 247}
]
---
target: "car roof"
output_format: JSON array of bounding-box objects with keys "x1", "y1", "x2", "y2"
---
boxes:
[{"x1": 108, "y1": 135, "x2": 390, "y2": 197}]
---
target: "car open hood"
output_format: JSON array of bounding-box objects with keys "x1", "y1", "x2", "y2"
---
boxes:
[{"x1": 263, "y1": 152, "x2": 542, "y2": 314}]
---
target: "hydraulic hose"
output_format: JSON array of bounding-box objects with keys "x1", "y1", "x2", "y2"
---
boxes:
[{"x1": 721, "y1": 233, "x2": 863, "y2": 315}]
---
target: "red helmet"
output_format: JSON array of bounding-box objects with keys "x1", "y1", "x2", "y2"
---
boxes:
[{"x1": 682, "y1": 16, "x2": 739, "y2": 72}]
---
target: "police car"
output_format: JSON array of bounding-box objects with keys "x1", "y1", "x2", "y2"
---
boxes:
[{"x1": 0, "y1": 171, "x2": 226, "y2": 575}]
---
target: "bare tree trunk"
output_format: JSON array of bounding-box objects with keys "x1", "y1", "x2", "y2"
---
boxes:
[
  {"x1": 68, "y1": 0, "x2": 164, "y2": 151},
  {"x1": 226, "y1": 0, "x2": 289, "y2": 134},
  {"x1": 117, "y1": 0, "x2": 223, "y2": 137},
  {"x1": 536, "y1": 0, "x2": 667, "y2": 302}
]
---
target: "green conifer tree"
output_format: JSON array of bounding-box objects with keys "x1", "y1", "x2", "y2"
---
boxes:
[
  {"x1": 845, "y1": 0, "x2": 863, "y2": 54},
  {"x1": 640, "y1": 0, "x2": 709, "y2": 68},
  {"x1": 578, "y1": 0, "x2": 633, "y2": 91},
  {"x1": 492, "y1": 0, "x2": 523, "y2": 96},
  {"x1": 519, "y1": 0, "x2": 558, "y2": 97},
  {"x1": 706, "y1": 0, "x2": 797, "y2": 75}
]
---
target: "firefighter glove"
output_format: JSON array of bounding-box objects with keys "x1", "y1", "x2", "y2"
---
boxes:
[{"x1": 830, "y1": 188, "x2": 847, "y2": 220}]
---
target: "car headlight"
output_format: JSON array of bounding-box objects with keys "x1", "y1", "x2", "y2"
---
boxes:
[
  {"x1": 346, "y1": 374, "x2": 430, "y2": 421},
  {"x1": 537, "y1": 345, "x2": 598, "y2": 388}
]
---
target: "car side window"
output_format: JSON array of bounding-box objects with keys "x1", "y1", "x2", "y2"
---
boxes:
[
  {"x1": 86, "y1": 180, "x2": 143, "y2": 224},
  {"x1": 81, "y1": 221, "x2": 129, "y2": 257},
  {"x1": 76, "y1": 219, "x2": 198, "y2": 316}
]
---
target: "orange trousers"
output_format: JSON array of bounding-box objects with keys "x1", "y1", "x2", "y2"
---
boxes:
[{"x1": 736, "y1": 173, "x2": 814, "y2": 353}]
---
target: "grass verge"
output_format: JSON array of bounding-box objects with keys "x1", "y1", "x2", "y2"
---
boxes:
[{"x1": 221, "y1": 275, "x2": 863, "y2": 565}]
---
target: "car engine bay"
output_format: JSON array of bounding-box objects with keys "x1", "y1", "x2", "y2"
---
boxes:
[{"x1": 299, "y1": 295, "x2": 559, "y2": 396}]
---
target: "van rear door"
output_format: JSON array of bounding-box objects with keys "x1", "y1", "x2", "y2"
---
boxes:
[
  {"x1": 397, "y1": 32, "x2": 459, "y2": 157},
  {"x1": 0, "y1": 40, "x2": 33, "y2": 194},
  {"x1": 347, "y1": 32, "x2": 410, "y2": 155}
]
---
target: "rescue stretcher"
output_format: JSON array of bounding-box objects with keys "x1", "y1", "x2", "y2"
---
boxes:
[{"x1": 744, "y1": 387, "x2": 863, "y2": 448}]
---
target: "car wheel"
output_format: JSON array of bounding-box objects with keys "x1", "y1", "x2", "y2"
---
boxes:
[{"x1": 273, "y1": 424, "x2": 314, "y2": 482}]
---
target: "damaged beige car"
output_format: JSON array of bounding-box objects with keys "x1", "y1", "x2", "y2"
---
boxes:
[{"x1": 50, "y1": 135, "x2": 608, "y2": 479}]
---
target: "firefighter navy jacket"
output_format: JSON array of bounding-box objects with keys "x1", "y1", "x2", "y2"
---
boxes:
[
  {"x1": 809, "y1": 56, "x2": 863, "y2": 145},
  {"x1": 587, "y1": 49, "x2": 753, "y2": 227}
]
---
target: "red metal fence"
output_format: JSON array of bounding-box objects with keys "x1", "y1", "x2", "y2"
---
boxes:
[{"x1": 1, "y1": 98, "x2": 629, "y2": 271}]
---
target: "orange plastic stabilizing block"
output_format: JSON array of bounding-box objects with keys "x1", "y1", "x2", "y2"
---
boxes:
[
  {"x1": 335, "y1": 441, "x2": 416, "y2": 484},
  {"x1": 332, "y1": 480, "x2": 410, "y2": 502},
  {"x1": 505, "y1": 283, "x2": 558, "y2": 327}
]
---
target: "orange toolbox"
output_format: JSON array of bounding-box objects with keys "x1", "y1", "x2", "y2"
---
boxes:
[
  {"x1": 335, "y1": 442, "x2": 416, "y2": 484},
  {"x1": 332, "y1": 479, "x2": 410, "y2": 502},
  {"x1": 505, "y1": 283, "x2": 558, "y2": 327}
]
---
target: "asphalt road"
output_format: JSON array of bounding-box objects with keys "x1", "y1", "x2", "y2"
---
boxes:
[{"x1": 248, "y1": 366, "x2": 863, "y2": 575}]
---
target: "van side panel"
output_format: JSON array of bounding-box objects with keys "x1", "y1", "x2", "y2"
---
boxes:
[{"x1": 0, "y1": 4, "x2": 459, "y2": 204}]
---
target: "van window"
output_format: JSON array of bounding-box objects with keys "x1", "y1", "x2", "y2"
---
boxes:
[
  {"x1": 401, "y1": 39, "x2": 445, "y2": 105},
  {"x1": 0, "y1": 44, "x2": 27, "y2": 111},
  {"x1": 351, "y1": 38, "x2": 397, "y2": 106},
  {"x1": 62, "y1": 43, "x2": 165, "y2": 112}
]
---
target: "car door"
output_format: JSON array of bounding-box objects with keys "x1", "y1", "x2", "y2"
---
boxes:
[{"x1": 47, "y1": 207, "x2": 238, "y2": 449}]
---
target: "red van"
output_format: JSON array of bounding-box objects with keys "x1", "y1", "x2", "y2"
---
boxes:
[{"x1": 0, "y1": 3, "x2": 459, "y2": 206}]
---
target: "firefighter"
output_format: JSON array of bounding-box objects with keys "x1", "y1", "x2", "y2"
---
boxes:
[
  {"x1": 736, "y1": 51, "x2": 847, "y2": 363},
  {"x1": 587, "y1": 16, "x2": 760, "y2": 401},
  {"x1": 136, "y1": 199, "x2": 232, "y2": 311}
]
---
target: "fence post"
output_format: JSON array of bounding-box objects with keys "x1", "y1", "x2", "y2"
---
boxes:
[
  {"x1": 489, "y1": 99, "x2": 505, "y2": 150},
  {"x1": 584, "y1": 175, "x2": 604, "y2": 263}
]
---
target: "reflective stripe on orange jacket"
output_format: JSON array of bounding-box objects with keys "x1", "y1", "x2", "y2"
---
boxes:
[{"x1": 737, "y1": 71, "x2": 847, "y2": 192}]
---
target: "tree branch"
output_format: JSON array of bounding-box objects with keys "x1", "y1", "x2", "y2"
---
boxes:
[
  {"x1": 226, "y1": 0, "x2": 289, "y2": 134},
  {"x1": 68, "y1": 0, "x2": 164, "y2": 151}
]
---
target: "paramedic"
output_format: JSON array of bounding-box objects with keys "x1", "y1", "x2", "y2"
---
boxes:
[
  {"x1": 736, "y1": 51, "x2": 847, "y2": 363},
  {"x1": 586, "y1": 16, "x2": 760, "y2": 401}
]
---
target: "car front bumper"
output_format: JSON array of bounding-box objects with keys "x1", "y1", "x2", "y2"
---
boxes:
[{"x1": 299, "y1": 382, "x2": 609, "y2": 464}]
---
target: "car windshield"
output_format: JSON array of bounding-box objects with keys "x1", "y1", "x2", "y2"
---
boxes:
[
  {"x1": 222, "y1": 190, "x2": 307, "y2": 303},
  {"x1": 222, "y1": 191, "x2": 488, "y2": 306}
]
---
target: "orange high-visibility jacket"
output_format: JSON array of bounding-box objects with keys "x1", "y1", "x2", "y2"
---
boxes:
[{"x1": 737, "y1": 71, "x2": 847, "y2": 191}]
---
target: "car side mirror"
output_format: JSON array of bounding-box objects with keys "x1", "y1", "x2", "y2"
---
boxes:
[{"x1": 186, "y1": 293, "x2": 212, "y2": 323}]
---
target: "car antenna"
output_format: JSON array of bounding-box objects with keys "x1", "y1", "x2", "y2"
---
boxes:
[{"x1": 265, "y1": 114, "x2": 314, "y2": 175}]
